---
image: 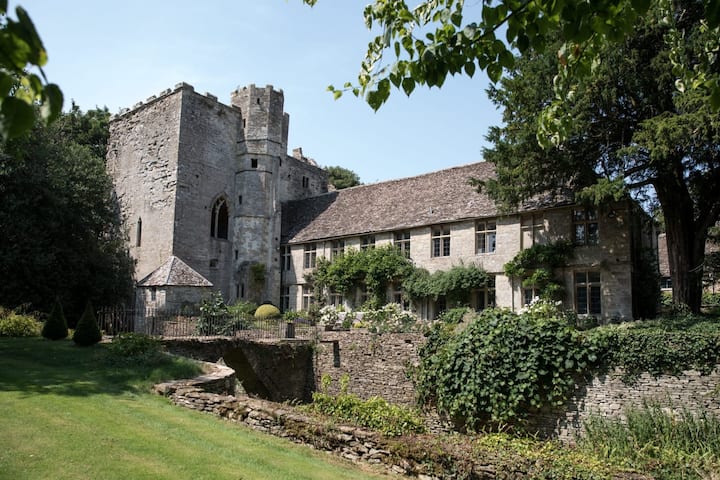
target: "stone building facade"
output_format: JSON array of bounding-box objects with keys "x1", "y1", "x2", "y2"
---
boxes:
[
  {"x1": 109, "y1": 83, "x2": 654, "y2": 320},
  {"x1": 107, "y1": 83, "x2": 327, "y2": 309}
]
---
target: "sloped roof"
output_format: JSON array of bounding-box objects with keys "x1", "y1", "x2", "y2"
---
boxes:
[
  {"x1": 282, "y1": 161, "x2": 572, "y2": 244},
  {"x1": 137, "y1": 256, "x2": 213, "y2": 287}
]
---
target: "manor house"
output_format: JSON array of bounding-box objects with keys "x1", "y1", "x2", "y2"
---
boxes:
[{"x1": 107, "y1": 82, "x2": 655, "y2": 321}]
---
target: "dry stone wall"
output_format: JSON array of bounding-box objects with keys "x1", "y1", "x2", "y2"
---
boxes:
[
  {"x1": 314, "y1": 331, "x2": 423, "y2": 406},
  {"x1": 312, "y1": 331, "x2": 720, "y2": 440}
]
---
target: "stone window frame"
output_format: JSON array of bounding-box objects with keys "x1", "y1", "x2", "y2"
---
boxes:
[
  {"x1": 521, "y1": 214, "x2": 545, "y2": 249},
  {"x1": 303, "y1": 243, "x2": 317, "y2": 269},
  {"x1": 331, "y1": 239, "x2": 345, "y2": 259},
  {"x1": 475, "y1": 219, "x2": 497, "y2": 254},
  {"x1": 575, "y1": 270, "x2": 601, "y2": 315},
  {"x1": 281, "y1": 246, "x2": 292, "y2": 271},
  {"x1": 210, "y1": 196, "x2": 229, "y2": 240},
  {"x1": 431, "y1": 225, "x2": 451, "y2": 257},
  {"x1": 393, "y1": 230, "x2": 411, "y2": 258},
  {"x1": 280, "y1": 286, "x2": 291, "y2": 312},
  {"x1": 573, "y1": 208, "x2": 599, "y2": 246},
  {"x1": 302, "y1": 284, "x2": 315, "y2": 310},
  {"x1": 360, "y1": 235, "x2": 376, "y2": 250},
  {"x1": 474, "y1": 275, "x2": 496, "y2": 311}
]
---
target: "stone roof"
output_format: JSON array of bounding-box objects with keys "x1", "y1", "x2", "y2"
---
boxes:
[
  {"x1": 137, "y1": 256, "x2": 213, "y2": 287},
  {"x1": 282, "y1": 161, "x2": 572, "y2": 244}
]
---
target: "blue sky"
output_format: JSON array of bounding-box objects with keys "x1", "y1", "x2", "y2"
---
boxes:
[{"x1": 22, "y1": 1, "x2": 503, "y2": 183}]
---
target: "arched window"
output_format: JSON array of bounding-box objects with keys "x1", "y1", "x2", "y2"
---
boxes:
[{"x1": 210, "y1": 197, "x2": 229, "y2": 239}]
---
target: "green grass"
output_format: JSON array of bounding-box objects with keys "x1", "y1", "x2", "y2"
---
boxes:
[{"x1": 0, "y1": 337, "x2": 392, "y2": 480}]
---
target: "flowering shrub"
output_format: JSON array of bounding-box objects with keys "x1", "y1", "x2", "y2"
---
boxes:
[
  {"x1": 361, "y1": 303, "x2": 420, "y2": 333},
  {"x1": 319, "y1": 303, "x2": 420, "y2": 333}
]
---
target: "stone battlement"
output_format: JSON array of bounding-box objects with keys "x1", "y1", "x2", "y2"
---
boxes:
[{"x1": 110, "y1": 82, "x2": 239, "y2": 121}]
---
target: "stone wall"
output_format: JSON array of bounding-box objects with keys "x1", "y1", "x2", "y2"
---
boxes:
[
  {"x1": 312, "y1": 331, "x2": 720, "y2": 440},
  {"x1": 538, "y1": 368, "x2": 720, "y2": 443},
  {"x1": 314, "y1": 331, "x2": 423, "y2": 406}
]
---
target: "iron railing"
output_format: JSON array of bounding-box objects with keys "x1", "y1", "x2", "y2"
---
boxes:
[{"x1": 97, "y1": 307, "x2": 318, "y2": 340}]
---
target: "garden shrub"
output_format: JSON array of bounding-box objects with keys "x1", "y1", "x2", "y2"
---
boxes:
[
  {"x1": 587, "y1": 315, "x2": 720, "y2": 381},
  {"x1": 73, "y1": 301, "x2": 102, "y2": 346},
  {"x1": 0, "y1": 309, "x2": 42, "y2": 337},
  {"x1": 106, "y1": 332, "x2": 166, "y2": 366},
  {"x1": 254, "y1": 303, "x2": 281, "y2": 320},
  {"x1": 42, "y1": 299, "x2": 68, "y2": 340},
  {"x1": 416, "y1": 304, "x2": 603, "y2": 429},
  {"x1": 197, "y1": 294, "x2": 254, "y2": 335}
]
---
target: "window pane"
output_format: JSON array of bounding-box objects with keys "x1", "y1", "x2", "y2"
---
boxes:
[
  {"x1": 590, "y1": 285, "x2": 601, "y2": 314},
  {"x1": 573, "y1": 209, "x2": 586, "y2": 221},
  {"x1": 574, "y1": 271, "x2": 587, "y2": 284},
  {"x1": 588, "y1": 271, "x2": 601, "y2": 283},
  {"x1": 587, "y1": 223, "x2": 599, "y2": 244},
  {"x1": 443, "y1": 238, "x2": 450, "y2": 256},
  {"x1": 575, "y1": 225, "x2": 586, "y2": 245},
  {"x1": 488, "y1": 232, "x2": 496, "y2": 253},
  {"x1": 576, "y1": 287, "x2": 588, "y2": 314}
]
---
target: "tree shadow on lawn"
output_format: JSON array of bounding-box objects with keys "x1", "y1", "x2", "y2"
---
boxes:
[{"x1": 0, "y1": 337, "x2": 197, "y2": 397}]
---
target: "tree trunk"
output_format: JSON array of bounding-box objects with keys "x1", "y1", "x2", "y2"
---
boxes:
[{"x1": 655, "y1": 172, "x2": 707, "y2": 313}]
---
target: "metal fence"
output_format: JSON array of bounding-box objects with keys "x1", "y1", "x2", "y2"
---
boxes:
[{"x1": 97, "y1": 307, "x2": 318, "y2": 341}]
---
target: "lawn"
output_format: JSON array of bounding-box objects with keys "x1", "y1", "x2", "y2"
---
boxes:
[{"x1": 0, "y1": 337, "x2": 393, "y2": 480}]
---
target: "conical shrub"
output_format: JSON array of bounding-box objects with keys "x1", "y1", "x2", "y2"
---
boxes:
[
  {"x1": 73, "y1": 301, "x2": 102, "y2": 346},
  {"x1": 42, "y1": 299, "x2": 68, "y2": 340}
]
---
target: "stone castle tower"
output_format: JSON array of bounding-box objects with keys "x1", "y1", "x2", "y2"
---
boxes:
[{"x1": 106, "y1": 83, "x2": 328, "y2": 310}]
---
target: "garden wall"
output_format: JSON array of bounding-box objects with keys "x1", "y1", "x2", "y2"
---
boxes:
[
  {"x1": 314, "y1": 331, "x2": 424, "y2": 406},
  {"x1": 313, "y1": 331, "x2": 720, "y2": 440}
]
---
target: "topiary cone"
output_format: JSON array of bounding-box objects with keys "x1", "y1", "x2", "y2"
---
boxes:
[
  {"x1": 73, "y1": 301, "x2": 102, "y2": 346},
  {"x1": 42, "y1": 299, "x2": 68, "y2": 340}
]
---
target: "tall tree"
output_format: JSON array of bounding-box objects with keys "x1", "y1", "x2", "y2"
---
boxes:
[
  {"x1": 323, "y1": 165, "x2": 361, "y2": 189},
  {"x1": 302, "y1": 0, "x2": 719, "y2": 141},
  {"x1": 0, "y1": 105, "x2": 134, "y2": 319},
  {"x1": 480, "y1": 1, "x2": 720, "y2": 312}
]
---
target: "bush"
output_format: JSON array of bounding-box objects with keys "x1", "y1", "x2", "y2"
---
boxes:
[
  {"x1": 42, "y1": 299, "x2": 68, "y2": 340},
  {"x1": 106, "y1": 333, "x2": 165, "y2": 366},
  {"x1": 416, "y1": 307, "x2": 602, "y2": 429},
  {"x1": 254, "y1": 303, "x2": 281, "y2": 320},
  {"x1": 197, "y1": 294, "x2": 254, "y2": 335},
  {"x1": 0, "y1": 310, "x2": 42, "y2": 337},
  {"x1": 73, "y1": 301, "x2": 102, "y2": 346}
]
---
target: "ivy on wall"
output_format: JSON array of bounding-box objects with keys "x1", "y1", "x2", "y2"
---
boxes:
[
  {"x1": 503, "y1": 241, "x2": 573, "y2": 299},
  {"x1": 309, "y1": 245, "x2": 414, "y2": 308},
  {"x1": 402, "y1": 263, "x2": 489, "y2": 305}
]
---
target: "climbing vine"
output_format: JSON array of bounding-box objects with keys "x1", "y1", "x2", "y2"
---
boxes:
[
  {"x1": 309, "y1": 245, "x2": 414, "y2": 308},
  {"x1": 503, "y1": 241, "x2": 573, "y2": 300},
  {"x1": 402, "y1": 263, "x2": 489, "y2": 305},
  {"x1": 416, "y1": 301, "x2": 603, "y2": 429}
]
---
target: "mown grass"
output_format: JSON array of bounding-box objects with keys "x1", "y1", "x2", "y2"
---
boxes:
[{"x1": 0, "y1": 337, "x2": 392, "y2": 480}]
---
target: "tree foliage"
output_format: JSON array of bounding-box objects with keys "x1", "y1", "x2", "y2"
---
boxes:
[
  {"x1": 0, "y1": 105, "x2": 134, "y2": 319},
  {"x1": 323, "y1": 165, "x2": 361, "y2": 189},
  {"x1": 302, "y1": 0, "x2": 719, "y2": 141},
  {"x1": 480, "y1": 2, "x2": 719, "y2": 312},
  {"x1": 0, "y1": 3, "x2": 63, "y2": 140}
]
